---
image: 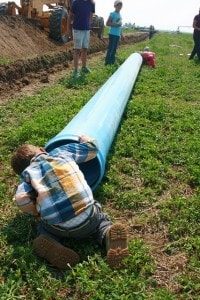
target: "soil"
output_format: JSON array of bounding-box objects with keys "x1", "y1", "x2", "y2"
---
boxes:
[{"x1": 0, "y1": 15, "x2": 148, "y2": 103}]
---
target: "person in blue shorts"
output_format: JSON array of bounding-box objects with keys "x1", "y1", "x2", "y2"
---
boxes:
[
  {"x1": 67, "y1": 0, "x2": 95, "y2": 78},
  {"x1": 11, "y1": 135, "x2": 129, "y2": 269},
  {"x1": 105, "y1": 0, "x2": 123, "y2": 66}
]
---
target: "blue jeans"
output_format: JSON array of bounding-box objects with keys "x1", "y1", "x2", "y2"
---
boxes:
[
  {"x1": 190, "y1": 31, "x2": 200, "y2": 59},
  {"x1": 36, "y1": 202, "x2": 112, "y2": 246},
  {"x1": 105, "y1": 34, "x2": 120, "y2": 65}
]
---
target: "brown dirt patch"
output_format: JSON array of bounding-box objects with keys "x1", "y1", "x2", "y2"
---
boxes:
[
  {"x1": 0, "y1": 15, "x2": 148, "y2": 103},
  {"x1": 106, "y1": 205, "x2": 188, "y2": 293}
]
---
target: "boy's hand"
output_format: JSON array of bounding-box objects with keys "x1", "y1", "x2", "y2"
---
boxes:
[
  {"x1": 115, "y1": 18, "x2": 122, "y2": 26},
  {"x1": 79, "y1": 135, "x2": 92, "y2": 143}
]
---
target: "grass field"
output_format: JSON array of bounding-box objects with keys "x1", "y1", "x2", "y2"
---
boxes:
[{"x1": 0, "y1": 32, "x2": 199, "y2": 299}]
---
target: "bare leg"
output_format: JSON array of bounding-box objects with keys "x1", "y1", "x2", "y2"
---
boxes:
[
  {"x1": 81, "y1": 48, "x2": 87, "y2": 68},
  {"x1": 73, "y1": 49, "x2": 80, "y2": 70}
]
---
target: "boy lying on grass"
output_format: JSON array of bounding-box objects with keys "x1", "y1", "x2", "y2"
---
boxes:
[{"x1": 11, "y1": 135, "x2": 129, "y2": 269}]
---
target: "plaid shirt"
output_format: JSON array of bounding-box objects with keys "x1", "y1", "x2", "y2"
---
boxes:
[{"x1": 14, "y1": 139, "x2": 98, "y2": 225}]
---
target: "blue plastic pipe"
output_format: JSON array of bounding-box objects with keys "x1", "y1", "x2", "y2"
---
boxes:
[{"x1": 45, "y1": 52, "x2": 142, "y2": 189}]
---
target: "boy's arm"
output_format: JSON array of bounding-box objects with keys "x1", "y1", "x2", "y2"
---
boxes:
[
  {"x1": 67, "y1": 11, "x2": 74, "y2": 37},
  {"x1": 106, "y1": 14, "x2": 121, "y2": 27},
  {"x1": 193, "y1": 17, "x2": 200, "y2": 30},
  {"x1": 106, "y1": 15, "x2": 113, "y2": 27},
  {"x1": 90, "y1": 1, "x2": 95, "y2": 24},
  {"x1": 79, "y1": 135, "x2": 96, "y2": 144},
  {"x1": 90, "y1": 11, "x2": 93, "y2": 25},
  {"x1": 14, "y1": 182, "x2": 39, "y2": 216},
  {"x1": 57, "y1": 136, "x2": 99, "y2": 164}
]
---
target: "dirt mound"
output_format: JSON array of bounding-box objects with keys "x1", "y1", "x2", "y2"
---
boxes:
[
  {"x1": 0, "y1": 15, "x2": 148, "y2": 100},
  {"x1": 0, "y1": 15, "x2": 69, "y2": 59}
]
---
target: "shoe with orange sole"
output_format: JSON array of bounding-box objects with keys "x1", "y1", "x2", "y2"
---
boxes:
[
  {"x1": 106, "y1": 223, "x2": 129, "y2": 268},
  {"x1": 33, "y1": 235, "x2": 80, "y2": 269}
]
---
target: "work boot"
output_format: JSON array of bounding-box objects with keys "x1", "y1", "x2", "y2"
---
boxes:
[
  {"x1": 81, "y1": 66, "x2": 91, "y2": 74},
  {"x1": 33, "y1": 235, "x2": 80, "y2": 269},
  {"x1": 106, "y1": 223, "x2": 129, "y2": 268}
]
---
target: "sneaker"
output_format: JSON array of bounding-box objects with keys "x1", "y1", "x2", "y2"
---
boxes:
[
  {"x1": 73, "y1": 70, "x2": 81, "y2": 78},
  {"x1": 106, "y1": 223, "x2": 129, "y2": 268},
  {"x1": 33, "y1": 235, "x2": 80, "y2": 269},
  {"x1": 81, "y1": 66, "x2": 91, "y2": 74}
]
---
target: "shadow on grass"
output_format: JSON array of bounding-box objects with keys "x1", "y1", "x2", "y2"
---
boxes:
[{"x1": 2, "y1": 213, "x2": 104, "y2": 277}]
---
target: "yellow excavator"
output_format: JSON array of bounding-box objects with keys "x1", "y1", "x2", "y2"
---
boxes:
[{"x1": 0, "y1": 0, "x2": 104, "y2": 43}]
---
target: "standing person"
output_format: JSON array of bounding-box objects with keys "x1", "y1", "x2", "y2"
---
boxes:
[
  {"x1": 11, "y1": 136, "x2": 129, "y2": 269},
  {"x1": 149, "y1": 25, "x2": 155, "y2": 39},
  {"x1": 105, "y1": 1, "x2": 123, "y2": 66},
  {"x1": 189, "y1": 8, "x2": 200, "y2": 60},
  {"x1": 67, "y1": 0, "x2": 95, "y2": 78}
]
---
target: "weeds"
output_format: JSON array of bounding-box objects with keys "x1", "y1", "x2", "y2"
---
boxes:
[{"x1": 0, "y1": 33, "x2": 200, "y2": 299}]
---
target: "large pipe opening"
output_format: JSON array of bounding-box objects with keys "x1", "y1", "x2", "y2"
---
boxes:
[
  {"x1": 45, "y1": 53, "x2": 143, "y2": 190},
  {"x1": 45, "y1": 138, "x2": 103, "y2": 188}
]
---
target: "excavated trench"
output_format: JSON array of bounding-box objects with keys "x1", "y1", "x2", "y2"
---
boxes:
[{"x1": 0, "y1": 16, "x2": 148, "y2": 98}]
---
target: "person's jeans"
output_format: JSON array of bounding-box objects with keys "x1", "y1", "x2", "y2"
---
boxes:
[
  {"x1": 190, "y1": 31, "x2": 200, "y2": 59},
  {"x1": 36, "y1": 201, "x2": 112, "y2": 246},
  {"x1": 105, "y1": 34, "x2": 120, "y2": 65}
]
